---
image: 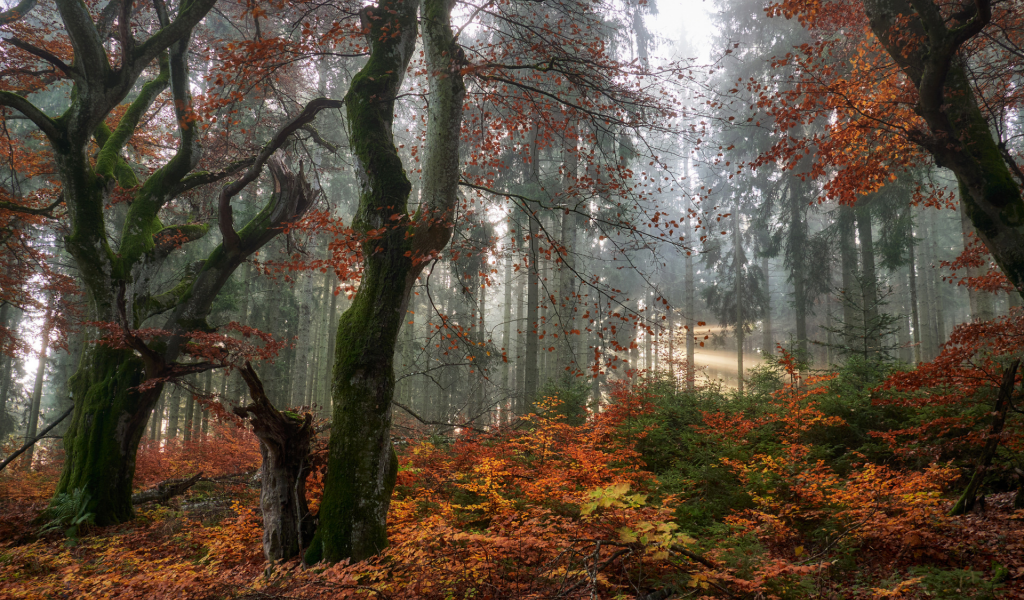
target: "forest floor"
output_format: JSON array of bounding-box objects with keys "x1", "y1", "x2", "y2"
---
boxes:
[{"x1": 0, "y1": 384, "x2": 1022, "y2": 599}]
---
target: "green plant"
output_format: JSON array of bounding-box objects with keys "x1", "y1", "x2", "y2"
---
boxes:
[
  {"x1": 907, "y1": 566, "x2": 1002, "y2": 600},
  {"x1": 38, "y1": 488, "x2": 95, "y2": 546}
]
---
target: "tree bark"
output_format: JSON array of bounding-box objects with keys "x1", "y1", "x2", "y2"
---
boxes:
[
  {"x1": 22, "y1": 303, "x2": 52, "y2": 469},
  {"x1": 502, "y1": 239, "x2": 513, "y2": 397},
  {"x1": 734, "y1": 202, "x2": 744, "y2": 393},
  {"x1": 857, "y1": 203, "x2": 880, "y2": 358},
  {"x1": 863, "y1": 0, "x2": 1024, "y2": 299},
  {"x1": 789, "y1": 179, "x2": 809, "y2": 360},
  {"x1": 235, "y1": 362, "x2": 315, "y2": 562},
  {"x1": 524, "y1": 125, "x2": 541, "y2": 405},
  {"x1": 0, "y1": 304, "x2": 21, "y2": 439},
  {"x1": 959, "y1": 196, "x2": 996, "y2": 322},
  {"x1": 908, "y1": 227, "x2": 922, "y2": 365},
  {"x1": 685, "y1": 208, "x2": 695, "y2": 391},
  {"x1": 950, "y1": 359, "x2": 1019, "y2": 515},
  {"x1": 306, "y1": 0, "x2": 464, "y2": 564}
]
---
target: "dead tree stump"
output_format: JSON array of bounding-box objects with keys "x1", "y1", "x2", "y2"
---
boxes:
[{"x1": 234, "y1": 362, "x2": 316, "y2": 563}]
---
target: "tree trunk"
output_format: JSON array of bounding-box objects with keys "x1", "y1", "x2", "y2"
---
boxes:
[
  {"x1": 685, "y1": 209, "x2": 695, "y2": 391},
  {"x1": 959, "y1": 198, "x2": 996, "y2": 322},
  {"x1": 22, "y1": 305, "x2": 53, "y2": 469},
  {"x1": 927, "y1": 211, "x2": 948, "y2": 352},
  {"x1": 762, "y1": 254, "x2": 772, "y2": 354},
  {"x1": 166, "y1": 386, "x2": 182, "y2": 441},
  {"x1": 839, "y1": 205, "x2": 861, "y2": 350},
  {"x1": 291, "y1": 273, "x2": 314, "y2": 407},
  {"x1": 734, "y1": 203, "x2": 744, "y2": 393},
  {"x1": 324, "y1": 273, "x2": 340, "y2": 417},
  {"x1": 517, "y1": 232, "x2": 527, "y2": 409},
  {"x1": 789, "y1": 180, "x2": 809, "y2": 360},
  {"x1": 235, "y1": 363, "x2": 315, "y2": 562},
  {"x1": 857, "y1": 204, "x2": 880, "y2": 358},
  {"x1": 58, "y1": 345, "x2": 155, "y2": 525},
  {"x1": 183, "y1": 390, "x2": 195, "y2": 443},
  {"x1": 908, "y1": 229, "x2": 922, "y2": 365},
  {"x1": 864, "y1": 0, "x2": 1024, "y2": 298},
  {"x1": 950, "y1": 359, "x2": 1019, "y2": 515},
  {"x1": 502, "y1": 242, "x2": 513, "y2": 398},
  {"x1": 306, "y1": 0, "x2": 464, "y2": 564},
  {"x1": 0, "y1": 304, "x2": 22, "y2": 440},
  {"x1": 524, "y1": 126, "x2": 541, "y2": 405}
]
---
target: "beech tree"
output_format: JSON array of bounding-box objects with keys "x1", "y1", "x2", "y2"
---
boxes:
[
  {"x1": 0, "y1": 0, "x2": 340, "y2": 524},
  {"x1": 305, "y1": 0, "x2": 465, "y2": 564},
  {"x1": 764, "y1": 0, "x2": 1024, "y2": 296}
]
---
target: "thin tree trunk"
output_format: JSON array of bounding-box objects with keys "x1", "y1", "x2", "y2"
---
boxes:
[
  {"x1": 183, "y1": 390, "x2": 195, "y2": 443},
  {"x1": 790, "y1": 181, "x2": 808, "y2": 360},
  {"x1": 291, "y1": 273, "x2": 314, "y2": 407},
  {"x1": 307, "y1": 0, "x2": 464, "y2": 564},
  {"x1": 166, "y1": 386, "x2": 182, "y2": 441},
  {"x1": 0, "y1": 304, "x2": 21, "y2": 439},
  {"x1": 502, "y1": 241, "x2": 513, "y2": 397},
  {"x1": 909, "y1": 228, "x2": 922, "y2": 364},
  {"x1": 734, "y1": 203, "x2": 744, "y2": 393},
  {"x1": 324, "y1": 274, "x2": 340, "y2": 417},
  {"x1": 762, "y1": 255, "x2": 772, "y2": 354},
  {"x1": 950, "y1": 359, "x2": 1019, "y2": 515},
  {"x1": 857, "y1": 204, "x2": 880, "y2": 358},
  {"x1": 22, "y1": 305, "x2": 53, "y2": 469},
  {"x1": 685, "y1": 209, "x2": 695, "y2": 391},
  {"x1": 524, "y1": 125, "x2": 541, "y2": 405}
]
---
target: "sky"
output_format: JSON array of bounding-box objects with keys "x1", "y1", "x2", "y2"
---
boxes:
[{"x1": 647, "y1": 0, "x2": 716, "y2": 63}]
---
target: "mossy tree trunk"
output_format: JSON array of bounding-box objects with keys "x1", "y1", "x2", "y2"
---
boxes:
[
  {"x1": 1, "y1": 1, "x2": 341, "y2": 525},
  {"x1": 306, "y1": 0, "x2": 465, "y2": 564},
  {"x1": 865, "y1": 0, "x2": 1024, "y2": 299}
]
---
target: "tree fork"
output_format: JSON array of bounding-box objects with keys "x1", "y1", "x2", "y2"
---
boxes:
[{"x1": 307, "y1": 0, "x2": 464, "y2": 564}]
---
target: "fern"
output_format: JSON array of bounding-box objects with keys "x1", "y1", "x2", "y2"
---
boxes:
[{"x1": 38, "y1": 488, "x2": 95, "y2": 546}]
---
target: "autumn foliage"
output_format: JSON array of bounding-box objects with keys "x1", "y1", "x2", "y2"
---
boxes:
[{"x1": 2, "y1": 362, "x2": 1020, "y2": 598}]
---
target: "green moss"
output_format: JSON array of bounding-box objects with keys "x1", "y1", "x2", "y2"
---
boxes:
[
  {"x1": 57, "y1": 344, "x2": 154, "y2": 526},
  {"x1": 95, "y1": 54, "x2": 170, "y2": 185}
]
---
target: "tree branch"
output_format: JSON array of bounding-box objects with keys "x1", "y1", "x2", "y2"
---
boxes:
[
  {"x1": 218, "y1": 97, "x2": 343, "y2": 251},
  {"x1": 0, "y1": 406, "x2": 73, "y2": 473},
  {"x1": 95, "y1": 53, "x2": 171, "y2": 182},
  {"x1": 131, "y1": 472, "x2": 203, "y2": 505},
  {"x1": 6, "y1": 36, "x2": 75, "y2": 78},
  {"x1": 0, "y1": 91, "x2": 58, "y2": 139},
  {"x1": 132, "y1": 0, "x2": 219, "y2": 75},
  {"x1": 0, "y1": 0, "x2": 36, "y2": 26},
  {"x1": 53, "y1": 0, "x2": 109, "y2": 77},
  {"x1": 171, "y1": 157, "x2": 257, "y2": 196},
  {"x1": 0, "y1": 195, "x2": 62, "y2": 217}
]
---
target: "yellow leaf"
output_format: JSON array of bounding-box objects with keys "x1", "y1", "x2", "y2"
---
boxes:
[{"x1": 794, "y1": 545, "x2": 804, "y2": 557}]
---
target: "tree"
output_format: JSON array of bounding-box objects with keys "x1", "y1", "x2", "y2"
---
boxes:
[
  {"x1": 305, "y1": 0, "x2": 465, "y2": 564},
  {"x1": 1, "y1": 0, "x2": 340, "y2": 524},
  {"x1": 765, "y1": 0, "x2": 1024, "y2": 297}
]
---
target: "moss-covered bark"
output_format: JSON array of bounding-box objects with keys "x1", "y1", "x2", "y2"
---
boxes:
[
  {"x1": 864, "y1": 0, "x2": 1024, "y2": 298},
  {"x1": 305, "y1": 0, "x2": 418, "y2": 564},
  {"x1": 56, "y1": 344, "x2": 157, "y2": 525},
  {"x1": 0, "y1": 3, "x2": 334, "y2": 526},
  {"x1": 307, "y1": 0, "x2": 464, "y2": 564}
]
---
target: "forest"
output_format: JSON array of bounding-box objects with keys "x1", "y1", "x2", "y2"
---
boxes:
[{"x1": 0, "y1": 0, "x2": 1023, "y2": 597}]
